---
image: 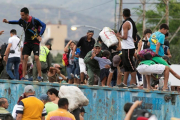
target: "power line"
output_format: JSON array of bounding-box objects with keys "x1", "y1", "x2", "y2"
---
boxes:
[{"x1": 71, "y1": 0, "x2": 112, "y2": 13}]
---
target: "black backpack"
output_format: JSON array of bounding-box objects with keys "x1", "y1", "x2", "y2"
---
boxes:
[
  {"x1": 0, "y1": 43, "x2": 8, "y2": 58},
  {"x1": 130, "y1": 109, "x2": 153, "y2": 120},
  {"x1": 0, "y1": 113, "x2": 13, "y2": 120}
]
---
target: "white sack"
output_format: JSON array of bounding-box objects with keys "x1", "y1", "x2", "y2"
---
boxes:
[
  {"x1": 58, "y1": 85, "x2": 89, "y2": 112},
  {"x1": 99, "y1": 27, "x2": 118, "y2": 47}
]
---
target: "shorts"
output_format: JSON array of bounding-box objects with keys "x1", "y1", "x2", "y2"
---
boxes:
[
  {"x1": 122, "y1": 49, "x2": 135, "y2": 72},
  {"x1": 100, "y1": 68, "x2": 109, "y2": 81},
  {"x1": 137, "y1": 64, "x2": 165, "y2": 75},
  {"x1": 152, "y1": 57, "x2": 170, "y2": 67},
  {"x1": 79, "y1": 58, "x2": 87, "y2": 74},
  {"x1": 22, "y1": 42, "x2": 40, "y2": 56}
]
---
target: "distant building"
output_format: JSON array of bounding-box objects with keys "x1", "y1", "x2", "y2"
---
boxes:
[{"x1": 43, "y1": 23, "x2": 67, "y2": 56}]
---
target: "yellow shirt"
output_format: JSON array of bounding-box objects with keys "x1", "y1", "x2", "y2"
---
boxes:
[
  {"x1": 17, "y1": 96, "x2": 46, "y2": 120},
  {"x1": 46, "y1": 108, "x2": 75, "y2": 120}
]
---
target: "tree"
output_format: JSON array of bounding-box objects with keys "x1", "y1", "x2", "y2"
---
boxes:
[{"x1": 134, "y1": 0, "x2": 180, "y2": 63}]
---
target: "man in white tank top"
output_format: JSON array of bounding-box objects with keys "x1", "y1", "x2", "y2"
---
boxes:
[{"x1": 118, "y1": 8, "x2": 137, "y2": 88}]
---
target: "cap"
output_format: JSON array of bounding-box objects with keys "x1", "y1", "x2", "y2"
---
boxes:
[
  {"x1": 162, "y1": 56, "x2": 171, "y2": 65},
  {"x1": 24, "y1": 85, "x2": 35, "y2": 93},
  {"x1": 113, "y1": 55, "x2": 121, "y2": 67},
  {"x1": 40, "y1": 94, "x2": 49, "y2": 101},
  {"x1": 94, "y1": 42, "x2": 101, "y2": 47},
  {"x1": 45, "y1": 42, "x2": 52, "y2": 50},
  {"x1": 137, "y1": 117, "x2": 148, "y2": 120},
  {"x1": 87, "y1": 30, "x2": 94, "y2": 33},
  {"x1": 80, "y1": 107, "x2": 86, "y2": 113}
]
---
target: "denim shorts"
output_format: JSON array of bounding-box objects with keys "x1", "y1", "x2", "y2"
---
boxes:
[{"x1": 66, "y1": 64, "x2": 73, "y2": 79}]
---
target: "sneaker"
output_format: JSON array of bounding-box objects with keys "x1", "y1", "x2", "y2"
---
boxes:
[
  {"x1": 117, "y1": 83, "x2": 127, "y2": 87},
  {"x1": 70, "y1": 73, "x2": 74, "y2": 78},
  {"x1": 128, "y1": 84, "x2": 137, "y2": 88},
  {"x1": 27, "y1": 78, "x2": 33, "y2": 81},
  {"x1": 21, "y1": 77, "x2": 26, "y2": 80},
  {"x1": 37, "y1": 76, "x2": 43, "y2": 82},
  {"x1": 75, "y1": 74, "x2": 80, "y2": 79}
]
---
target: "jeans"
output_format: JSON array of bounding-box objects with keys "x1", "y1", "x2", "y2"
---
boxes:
[
  {"x1": 66, "y1": 64, "x2": 73, "y2": 79},
  {"x1": 6, "y1": 57, "x2": 20, "y2": 79},
  {"x1": 72, "y1": 59, "x2": 80, "y2": 76}
]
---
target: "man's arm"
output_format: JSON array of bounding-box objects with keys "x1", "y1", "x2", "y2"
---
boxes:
[
  {"x1": 16, "y1": 114, "x2": 23, "y2": 120},
  {"x1": 47, "y1": 53, "x2": 53, "y2": 70},
  {"x1": 156, "y1": 42, "x2": 160, "y2": 55},
  {"x1": 60, "y1": 73, "x2": 67, "y2": 80},
  {"x1": 84, "y1": 51, "x2": 94, "y2": 64},
  {"x1": 124, "y1": 101, "x2": 142, "y2": 120},
  {"x1": 16, "y1": 101, "x2": 24, "y2": 120},
  {"x1": 3, "y1": 19, "x2": 21, "y2": 24},
  {"x1": 35, "y1": 18, "x2": 46, "y2": 36},
  {"x1": 4, "y1": 43, "x2": 12, "y2": 62},
  {"x1": 119, "y1": 22, "x2": 130, "y2": 40}
]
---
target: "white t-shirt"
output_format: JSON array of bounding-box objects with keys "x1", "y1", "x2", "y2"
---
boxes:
[
  {"x1": 121, "y1": 21, "x2": 135, "y2": 49},
  {"x1": 8, "y1": 35, "x2": 23, "y2": 58}
]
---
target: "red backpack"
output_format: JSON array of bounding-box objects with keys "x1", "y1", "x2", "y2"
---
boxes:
[{"x1": 62, "y1": 53, "x2": 69, "y2": 66}]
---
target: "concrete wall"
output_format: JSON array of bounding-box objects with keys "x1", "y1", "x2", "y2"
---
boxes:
[{"x1": 0, "y1": 80, "x2": 180, "y2": 120}]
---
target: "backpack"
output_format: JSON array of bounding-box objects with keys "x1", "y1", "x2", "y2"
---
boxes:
[
  {"x1": 138, "y1": 49, "x2": 157, "y2": 61},
  {"x1": 62, "y1": 53, "x2": 69, "y2": 66},
  {"x1": 0, "y1": 43, "x2": 8, "y2": 58}
]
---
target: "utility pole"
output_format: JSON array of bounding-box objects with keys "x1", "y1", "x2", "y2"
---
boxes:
[
  {"x1": 119, "y1": 0, "x2": 123, "y2": 29},
  {"x1": 114, "y1": 0, "x2": 117, "y2": 30},
  {"x1": 166, "y1": 0, "x2": 169, "y2": 26},
  {"x1": 141, "y1": 0, "x2": 146, "y2": 32}
]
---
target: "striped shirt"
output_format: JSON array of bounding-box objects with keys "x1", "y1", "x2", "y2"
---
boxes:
[
  {"x1": 16, "y1": 95, "x2": 47, "y2": 120},
  {"x1": 46, "y1": 108, "x2": 75, "y2": 120}
]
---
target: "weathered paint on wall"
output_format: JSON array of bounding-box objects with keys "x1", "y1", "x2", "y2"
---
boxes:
[{"x1": 0, "y1": 80, "x2": 179, "y2": 120}]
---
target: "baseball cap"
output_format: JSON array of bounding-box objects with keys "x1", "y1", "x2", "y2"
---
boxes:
[
  {"x1": 45, "y1": 42, "x2": 52, "y2": 50},
  {"x1": 80, "y1": 107, "x2": 86, "y2": 113},
  {"x1": 113, "y1": 55, "x2": 121, "y2": 67},
  {"x1": 39, "y1": 94, "x2": 49, "y2": 101},
  {"x1": 24, "y1": 85, "x2": 35, "y2": 93},
  {"x1": 94, "y1": 42, "x2": 101, "y2": 47},
  {"x1": 162, "y1": 56, "x2": 171, "y2": 65}
]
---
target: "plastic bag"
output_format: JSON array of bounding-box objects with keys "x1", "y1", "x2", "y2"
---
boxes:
[
  {"x1": 99, "y1": 27, "x2": 118, "y2": 47},
  {"x1": 59, "y1": 85, "x2": 89, "y2": 112}
]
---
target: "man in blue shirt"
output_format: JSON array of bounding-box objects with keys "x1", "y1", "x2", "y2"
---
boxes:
[
  {"x1": 148, "y1": 24, "x2": 169, "y2": 57},
  {"x1": 3, "y1": 7, "x2": 46, "y2": 81}
]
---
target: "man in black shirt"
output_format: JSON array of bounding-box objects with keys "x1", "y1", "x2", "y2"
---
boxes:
[
  {"x1": 76, "y1": 30, "x2": 95, "y2": 83},
  {"x1": 3, "y1": 7, "x2": 46, "y2": 81}
]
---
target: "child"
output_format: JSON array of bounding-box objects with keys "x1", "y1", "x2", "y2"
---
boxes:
[{"x1": 92, "y1": 50, "x2": 111, "y2": 86}]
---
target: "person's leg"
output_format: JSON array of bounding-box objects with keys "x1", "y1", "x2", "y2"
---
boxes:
[
  {"x1": 87, "y1": 68, "x2": 94, "y2": 85},
  {"x1": 66, "y1": 65, "x2": 73, "y2": 84},
  {"x1": 123, "y1": 72, "x2": 130, "y2": 85},
  {"x1": 101, "y1": 77, "x2": 107, "y2": 86},
  {"x1": 130, "y1": 72, "x2": 136, "y2": 84},
  {"x1": 143, "y1": 75, "x2": 147, "y2": 88},
  {"x1": 32, "y1": 62, "x2": 37, "y2": 81},
  {"x1": 6, "y1": 58, "x2": 15, "y2": 79},
  {"x1": 14, "y1": 57, "x2": 20, "y2": 80},
  {"x1": 107, "y1": 72, "x2": 113, "y2": 87},
  {"x1": 79, "y1": 58, "x2": 86, "y2": 84},
  {"x1": 169, "y1": 68, "x2": 180, "y2": 79},
  {"x1": 34, "y1": 55, "x2": 41, "y2": 77},
  {"x1": 146, "y1": 75, "x2": 151, "y2": 89},
  {"x1": 163, "y1": 66, "x2": 169, "y2": 90}
]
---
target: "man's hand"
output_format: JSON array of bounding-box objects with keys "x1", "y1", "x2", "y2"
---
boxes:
[
  {"x1": 3, "y1": 19, "x2": 8, "y2": 23},
  {"x1": 0, "y1": 31, "x2": 4, "y2": 35},
  {"x1": 134, "y1": 101, "x2": 142, "y2": 107},
  {"x1": 3, "y1": 56, "x2": 7, "y2": 62},
  {"x1": 91, "y1": 51, "x2": 96, "y2": 59},
  {"x1": 68, "y1": 40, "x2": 72, "y2": 45},
  {"x1": 37, "y1": 36, "x2": 42, "y2": 42},
  {"x1": 105, "y1": 65, "x2": 111, "y2": 69}
]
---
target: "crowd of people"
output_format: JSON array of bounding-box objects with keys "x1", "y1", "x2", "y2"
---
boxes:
[
  {"x1": 0, "y1": 85, "x2": 86, "y2": 120},
  {"x1": 0, "y1": 6, "x2": 178, "y2": 93}
]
